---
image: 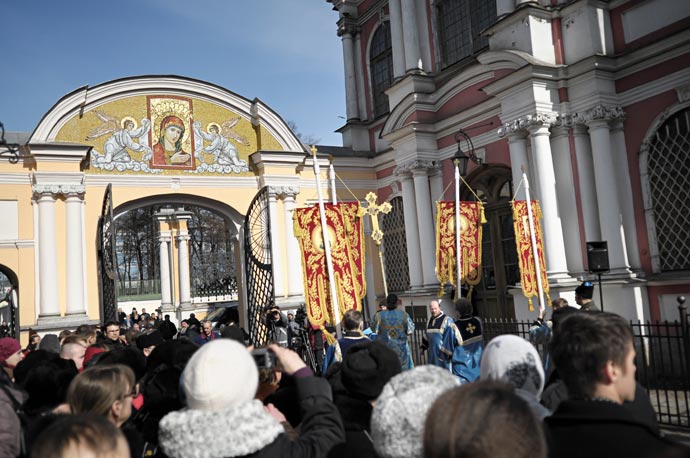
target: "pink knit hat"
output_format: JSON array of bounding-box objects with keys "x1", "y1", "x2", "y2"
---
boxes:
[{"x1": 0, "y1": 337, "x2": 21, "y2": 366}]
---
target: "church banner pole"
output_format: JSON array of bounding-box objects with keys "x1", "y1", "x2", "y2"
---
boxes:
[
  {"x1": 522, "y1": 166, "x2": 546, "y2": 312},
  {"x1": 329, "y1": 162, "x2": 337, "y2": 205},
  {"x1": 454, "y1": 158, "x2": 462, "y2": 297},
  {"x1": 311, "y1": 146, "x2": 341, "y2": 337}
]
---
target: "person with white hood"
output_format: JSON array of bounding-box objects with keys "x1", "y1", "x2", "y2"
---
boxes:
[{"x1": 480, "y1": 334, "x2": 550, "y2": 420}]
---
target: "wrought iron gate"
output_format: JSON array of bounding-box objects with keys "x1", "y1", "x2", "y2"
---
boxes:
[
  {"x1": 97, "y1": 183, "x2": 118, "y2": 324},
  {"x1": 243, "y1": 186, "x2": 274, "y2": 346}
]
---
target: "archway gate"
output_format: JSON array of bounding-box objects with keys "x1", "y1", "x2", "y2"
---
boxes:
[{"x1": 243, "y1": 186, "x2": 274, "y2": 346}]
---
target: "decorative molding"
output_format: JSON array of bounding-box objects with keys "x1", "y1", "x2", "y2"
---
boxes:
[
  {"x1": 31, "y1": 183, "x2": 85, "y2": 196},
  {"x1": 582, "y1": 104, "x2": 625, "y2": 125},
  {"x1": 337, "y1": 18, "x2": 361, "y2": 37},
  {"x1": 498, "y1": 106, "x2": 626, "y2": 137},
  {"x1": 0, "y1": 240, "x2": 34, "y2": 249},
  {"x1": 497, "y1": 113, "x2": 557, "y2": 137},
  {"x1": 393, "y1": 159, "x2": 438, "y2": 176},
  {"x1": 269, "y1": 185, "x2": 300, "y2": 199}
]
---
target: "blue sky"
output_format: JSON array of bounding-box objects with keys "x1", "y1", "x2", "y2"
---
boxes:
[{"x1": 0, "y1": 0, "x2": 345, "y2": 146}]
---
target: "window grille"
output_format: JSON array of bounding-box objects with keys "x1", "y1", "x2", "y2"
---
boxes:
[
  {"x1": 647, "y1": 107, "x2": 690, "y2": 271},
  {"x1": 381, "y1": 197, "x2": 410, "y2": 292},
  {"x1": 436, "y1": 0, "x2": 496, "y2": 67},
  {"x1": 370, "y1": 22, "x2": 393, "y2": 118}
]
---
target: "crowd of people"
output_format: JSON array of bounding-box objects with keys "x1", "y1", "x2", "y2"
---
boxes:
[{"x1": 0, "y1": 285, "x2": 688, "y2": 458}]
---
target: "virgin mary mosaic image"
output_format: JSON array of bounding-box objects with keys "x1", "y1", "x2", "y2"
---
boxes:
[
  {"x1": 152, "y1": 115, "x2": 192, "y2": 167},
  {"x1": 148, "y1": 96, "x2": 195, "y2": 170}
]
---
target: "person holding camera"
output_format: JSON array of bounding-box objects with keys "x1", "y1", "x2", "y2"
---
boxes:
[
  {"x1": 265, "y1": 305, "x2": 289, "y2": 348},
  {"x1": 158, "y1": 340, "x2": 345, "y2": 458}
]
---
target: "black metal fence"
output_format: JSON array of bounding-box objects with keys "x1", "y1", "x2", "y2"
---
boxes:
[{"x1": 407, "y1": 299, "x2": 690, "y2": 429}]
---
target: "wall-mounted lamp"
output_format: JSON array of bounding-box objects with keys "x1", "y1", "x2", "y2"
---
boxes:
[
  {"x1": 453, "y1": 129, "x2": 482, "y2": 176},
  {"x1": 0, "y1": 122, "x2": 22, "y2": 164}
]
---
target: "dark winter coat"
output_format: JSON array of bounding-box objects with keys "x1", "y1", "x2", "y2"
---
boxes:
[{"x1": 544, "y1": 399, "x2": 686, "y2": 458}]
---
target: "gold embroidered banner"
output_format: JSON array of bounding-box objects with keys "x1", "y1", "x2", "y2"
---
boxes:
[
  {"x1": 293, "y1": 203, "x2": 361, "y2": 328},
  {"x1": 339, "y1": 202, "x2": 366, "y2": 300},
  {"x1": 511, "y1": 200, "x2": 551, "y2": 311},
  {"x1": 435, "y1": 201, "x2": 486, "y2": 292}
]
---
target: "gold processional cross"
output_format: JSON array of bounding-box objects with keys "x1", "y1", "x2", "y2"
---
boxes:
[{"x1": 359, "y1": 192, "x2": 392, "y2": 296}]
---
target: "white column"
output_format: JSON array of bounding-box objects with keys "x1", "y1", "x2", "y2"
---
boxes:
[
  {"x1": 36, "y1": 192, "x2": 60, "y2": 317},
  {"x1": 399, "y1": 172, "x2": 424, "y2": 288},
  {"x1": 610, "y1": 118, "x2": 641, "y2": 269},
  {"x1": 506, "y1": 132, "x2": 529, "y2": 200},
  {"x1": 283, "y1": 190, "x2": 304, "y2": 297},
  {"x1": 412, "y1": 166, "x2": 438, "y2": 286},
  {"x1": 550, "y1": 126, "x2": 584, "y2": 274},
  {"x1": 586, "y1": 111, "x2": 630, "y2": 273},
  {"x1": 429, "y1": 165, "x2": 444, "y2": 221},
  {"x1": 268, "y1": 189, "x2": 285, "y2": 297},
  {"x1": 572, "y1": 124, "x2": 601, "y2": 241},
  {"x1": 354, "y1": 33, "x2": 368, "y2": 120},
  {"x1": 528, "y1": 121, "x2": 569, "y2": 278},
  {"x1": 340, "y1": 29, "x2": 360, "y2": 121},
  {"x1": 65, "y1": 191, "x2": 86, "y2": 315},
  {"x1": 400, "y1": 0, "x2": 421, "y2": 72},
  {"x1": 159, "y1": 232, "x2": 172, "y2": 308},
  {"x1": 177, "y1": 231, "x2": 192, "y2": 308},
  {"x1": 388, "y1": 0, "x2": 406, "y2": 78}
]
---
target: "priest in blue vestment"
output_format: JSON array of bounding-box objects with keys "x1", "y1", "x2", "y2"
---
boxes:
[
  {"x1": 373, "y1": 294, "x2": 415, "y2": 370},
  {"x1": 422, "y1": 300, "x2": 453, "y2": 369},
  {"x1": 440, "y1": 297, "x2": 483, "y2": 382}
]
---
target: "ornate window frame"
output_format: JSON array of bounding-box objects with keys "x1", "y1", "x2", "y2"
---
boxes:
[
  {"x1": 368, "y1": 21, "x2": 393, "y2": 119},
  {"x1": 639, "y1": 99, "x2": 690, "y2": 273}
]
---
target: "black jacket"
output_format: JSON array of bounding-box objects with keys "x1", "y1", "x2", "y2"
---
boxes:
[{"x1": 544, "y1": 399, "x2": 686, "y2": 458}]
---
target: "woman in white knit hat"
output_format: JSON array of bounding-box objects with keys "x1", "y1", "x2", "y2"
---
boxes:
[{"x1": 158, "y1": 340, "x2": 345, "y2": 458}]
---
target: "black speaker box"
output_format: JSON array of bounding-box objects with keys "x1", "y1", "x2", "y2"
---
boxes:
[{"x1": 586, "y1": 241, "x2": 610, "y2": 273}]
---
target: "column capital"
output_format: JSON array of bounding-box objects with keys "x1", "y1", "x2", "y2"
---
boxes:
[
  {"x1": 159, "y1": 233, "x2": 172, "y2": 243},
  {"x1": 394, "y1": 159, "x2": 438, "y2": 177},
  {"x1": 269, "y1": 185, "x2": 300, "y2": 199},
  {"x1": 337, "y1": 18, "x2": 360, "y2": 37},
  {"x1": 582, "y1": 104, "x2": 625, "y2": 126},
  {"x1": 176, "y1": 234, "x2": 191, "y2": 242},
  {"x1": 498, "y1": 113, "x2": 556, "y2": 137},
  {"x1": 32, "y1": 183, "x2": 85, "y2": 197}
]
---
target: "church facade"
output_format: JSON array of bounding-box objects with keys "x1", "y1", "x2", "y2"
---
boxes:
[
  {"x1": 325, "y1": 0, "x2": 690, "y2": 322},
  {"x1": 0, "y1": 76, "x2": 381, "y2": 342},
  {"x1": 1, "y1": 0, "x2": 689, "y2": 341}
]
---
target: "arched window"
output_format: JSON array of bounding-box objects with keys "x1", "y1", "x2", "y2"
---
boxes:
[
  {"x1": 436, "y1": 0, "x2": 496, "y2": 68},
  {"x1": 462, "y1": 166, "x2": 517, "y2": 318},
  {"x1": 370, "y1": 22, "x2": 393, "y2": 119},
  {"x1": 646, "y1": 106, "x2": 690, "y2": 272},
  {"x1": 381, "y1": 196, "x2": 410, "y2": 293}
]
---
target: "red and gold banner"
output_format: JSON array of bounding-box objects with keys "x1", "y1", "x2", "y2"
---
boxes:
[
  {"x1": 511, "y1": 200, "x2": 551, "y2": 311},
  {"x1": 339, "y1": 202, "x2": 366, "y2": 300},
  {"x1": 435, "y1": 201, "x2": 486, "y2": 292},
  {"x1": 293, "y1": 203, "x2": 363, "y2": 328}
]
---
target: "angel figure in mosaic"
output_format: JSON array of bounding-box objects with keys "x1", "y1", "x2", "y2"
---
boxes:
[
  {"x1": 192, "y1": 118, "x2": 249, "y2": 166},
  {"x1": 86, "y1": 110, "x2": 152, "y2": 164}
]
